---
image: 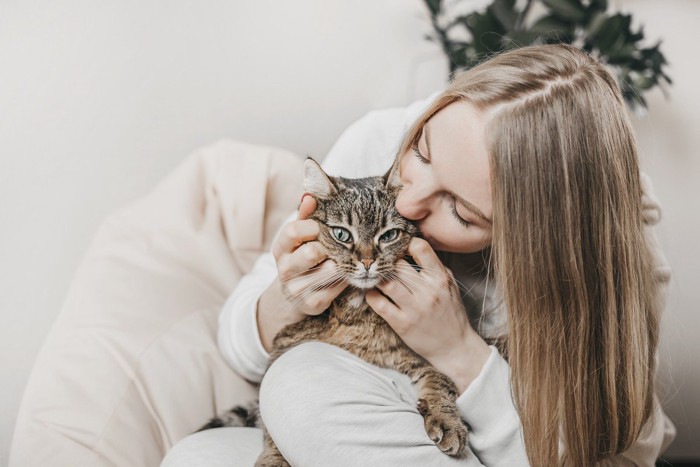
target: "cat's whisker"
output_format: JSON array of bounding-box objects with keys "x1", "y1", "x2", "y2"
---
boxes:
[
  {"x1": 285, "y1": 265, "x2": 341, "y2": 290},
  {"x1": 283, "y1": 270, "x2": 347, "y2": 311},
  {"x1": 391, "y1": 264, "x2": 481, "y2": 304},
  {"x1": 279, "y1": 270, "x2": 340, "y2": 309},
  {"x1": 280, "y1": 264, "x2": 326, "y2": 284},
  {"x1": 285, "y1": 277, "x2": 337, "y2": 308},
  {"x1": 381, "y1": 271, "x2": 422, "y2": 295},
  {"x1": 289, "y1": 273, "x2": 345, "y2": 304},
  {"x1": 389, "y1": 271, "x2": 446, "y2": 299},
  {"x1": 381, "y1": 267, "x2": 428, "y2": 288},
  {"x1": 384, "y1": 269, "x2": 475, "y2": 308},
  {"x1": 393, "y1": 263, "x2": 478, "y2": 296},
  {"x1": 312, "y1": 271, "x2": 347, "y2": 291}
]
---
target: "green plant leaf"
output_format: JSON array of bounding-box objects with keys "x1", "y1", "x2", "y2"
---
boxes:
[
  {"x1": 490, "y1": 0, "x2": 520, "y2": 31},
  {"x1": 606, "y1": 43, "x2": 636, "y2": 63},
  {"x1": 586, "y1": 12, "x2": 607, "y2": 36},
  {"x1": 448, "y1": 44, "x2": 470, "y2": 71},
  {"x1": 542, "y1": 0, "x2": 587, "y2": 22},
  {"x1": 629, "y1": 71, "x2": 656, "y2": 90},
  {"x1": 629, "y1": 26, "x2": 645, "y2": 42},
  {"x1": 465, "y1": 11, "x2": 507, "y2": 54},
  {"x1": 423, "y1": 0, "x2": 671, "y2": 111},
  {"x1": 590, "y1": 14, "x2": 625, "y2": 53},
  {"x1": 586, "y1": 0, "x2": 608, "y2": 15},
  {"x1": 502, "y1": 30, "x2": 541, "y2": 49},
  {"x1": 617, "y1": 14, "x2": 633, "y2": 42},
  {"x1": 529, "y1": 14, "x2": 575, "y2": 38},
  {"x1": 424, "y1": 0, "x2": 442, "y2": 16}
]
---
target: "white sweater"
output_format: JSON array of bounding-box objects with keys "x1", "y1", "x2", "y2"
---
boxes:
[{"x1": 218, "y1": 94, "x2": 675, "y2": 466}]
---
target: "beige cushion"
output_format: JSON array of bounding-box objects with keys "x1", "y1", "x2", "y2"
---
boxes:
[{"x1": 10, "y1": 140, "x2": 303, "y2": 467}]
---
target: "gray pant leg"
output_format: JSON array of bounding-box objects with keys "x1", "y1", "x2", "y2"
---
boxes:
[
  {"x1": 259, "y1": 341, "x2": 484, "y2": 467},
  {"x1": 160, "y1": 427, "x2": 262, "y2": 467}
]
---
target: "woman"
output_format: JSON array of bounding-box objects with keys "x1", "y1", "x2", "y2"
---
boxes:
[{"x1": 163, "y1": 44, "x2": 675, "y2": 466}]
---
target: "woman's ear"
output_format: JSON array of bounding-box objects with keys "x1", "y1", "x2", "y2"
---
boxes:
[
  {"x1": 304, "y1": 157, "x2": 337, "y2": 199},
  {"x1": 383, "y1": 155, "x2": 403, "y2": 191}
]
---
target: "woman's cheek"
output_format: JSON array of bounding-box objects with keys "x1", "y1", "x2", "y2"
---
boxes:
[
  {"x1": 430, "y1": 225, "x2": 490, "y2": 253},
  {"x1": 457, "y1": 229, "x2": 491, "y2": 253}
]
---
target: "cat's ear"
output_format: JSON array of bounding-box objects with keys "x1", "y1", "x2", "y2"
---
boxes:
[
  {"x1": 304, "y1": 157, "x2": 337, "y2": 198},
  {"x1": 383, "y1": 155, "x2": 403, "y2": 191}
]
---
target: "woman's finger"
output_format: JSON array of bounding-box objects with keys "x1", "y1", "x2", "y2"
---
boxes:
[
  {"x1": 294, "y1": 241, "x2": 328, "y2": 269},
  {"x1": 278, "y1": 241, "x2": 327, "y2": 279},
  {"x1": 366, "y1": 289, "x2": 401, "y2": 323},
  {"x1": 444, "y1": 267, "x2": 461, "y2": 297},
  {"x1": 272, "y1": 219, "x2": 320, "y2": 258},
  {"x1": 285, "y1": 260, "x2": 347, "y2": 314},
  {"x1": 376, "y1": 260, "x2": 421, "y2": 303},
  {"x1": 309, "y1": 276, "x2": 349, "y2": 314},
  {"x1": 297, "y1": 194, "x2": 317, "y2": 220},
  {"x1": 406, "y1": 237, "x2": 444, "y2": 274}
]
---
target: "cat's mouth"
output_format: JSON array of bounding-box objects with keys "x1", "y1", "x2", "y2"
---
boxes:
[{"x1": 348, "y1": 274, "x2": 380, "y2": 289}]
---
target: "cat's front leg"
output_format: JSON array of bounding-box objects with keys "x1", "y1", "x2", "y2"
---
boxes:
[{"x1": 395, "y1": 358, "x2": 468, "y2": 458}]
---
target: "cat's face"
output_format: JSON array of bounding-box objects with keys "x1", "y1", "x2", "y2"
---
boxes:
[{"x1": 304, "y1": 158, "x2": 418, "y2": 289}]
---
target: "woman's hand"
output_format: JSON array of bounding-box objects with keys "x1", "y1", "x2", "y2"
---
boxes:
[
  {"x1": 257, "y1": 195, "x2": 348, "y2": 352},
  {"x1": 365, "y1": 237, "x2": 491, "y2": 393},
  {"x1": 274, "y1": 195, "x2": 348, "y2": 317}
]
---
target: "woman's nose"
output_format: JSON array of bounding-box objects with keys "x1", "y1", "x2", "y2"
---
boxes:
[{"x1": 396, "y1": 183, "x2": 433, "y2": 221}]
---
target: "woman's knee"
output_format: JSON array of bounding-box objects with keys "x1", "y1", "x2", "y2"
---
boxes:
[
  {"x1": 257, "y1": 342, "x2": 466, "y2": 466},
  {"x1": 160, "y1": 427, "x2": 262, "y2": 467},
  {"x1": 258, "y1": 341, "x2": 414, "y2": 432},
  {"x1": 259, "y1": 342, "x2": 352, "y2": 420}
]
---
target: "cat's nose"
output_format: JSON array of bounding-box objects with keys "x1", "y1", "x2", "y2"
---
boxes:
[{"x1": 361, "y1": 258, "x2": 374, "y2": 270}]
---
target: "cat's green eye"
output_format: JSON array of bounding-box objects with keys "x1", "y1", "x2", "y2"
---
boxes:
[
  {"x1": 332, "y1": 227, "x2": 352, "y2": 243},
  {"x1": 379, "y1": 229, "x2": 399, "y2": 243}
]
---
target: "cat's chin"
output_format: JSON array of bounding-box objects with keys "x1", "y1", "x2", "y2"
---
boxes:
[{"x1": 349, "y1": 276, "x2": 380, "y2": 289}]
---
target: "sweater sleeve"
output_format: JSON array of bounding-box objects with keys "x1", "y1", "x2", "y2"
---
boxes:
[
  {"x1": 217, "y1": 242, "x2": 280, "y2": 384},
  {"x1": 456, "y1": 346, "x2": 527, "y2": 466}
]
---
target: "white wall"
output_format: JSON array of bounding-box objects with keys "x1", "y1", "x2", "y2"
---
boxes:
[
  {"x1": 1, "y1": 0, "x2": 697, "y2": 463},
  {"x1": 616, "y1": 0, "x2": 700, "y2": 461}
]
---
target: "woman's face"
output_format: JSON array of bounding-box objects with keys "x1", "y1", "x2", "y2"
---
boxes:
[{"x1": 395, "y1": 101, "x2": 493, "y2": 253}]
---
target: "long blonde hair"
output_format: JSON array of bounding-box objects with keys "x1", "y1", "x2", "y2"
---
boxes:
[{"x1": 399, "y1": 44, "x2": 659, "y2": 466}]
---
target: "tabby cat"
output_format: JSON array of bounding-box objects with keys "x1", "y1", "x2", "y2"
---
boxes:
[{"x1": 202, "y1": 157, "x2": 469, "y2": 466}]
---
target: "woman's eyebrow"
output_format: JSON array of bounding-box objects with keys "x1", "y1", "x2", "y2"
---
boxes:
[{"x1": 424, "y1": 122, "x2": 492, "y2": 225}]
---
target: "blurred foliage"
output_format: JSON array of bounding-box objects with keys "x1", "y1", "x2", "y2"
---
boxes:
[{"x1": 423, "y1": 0, "x2": 672, "y2": 112}]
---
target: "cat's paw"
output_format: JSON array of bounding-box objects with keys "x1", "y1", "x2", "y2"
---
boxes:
[{"x1": 418, "y1": 399, "x2": 468, "y2": 457}]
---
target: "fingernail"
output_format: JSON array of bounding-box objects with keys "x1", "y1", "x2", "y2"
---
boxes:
[{"x1": 301, "y1": 193, "x2": 310, "y2": 204}]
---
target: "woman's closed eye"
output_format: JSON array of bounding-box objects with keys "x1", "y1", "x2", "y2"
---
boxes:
[
  {"x1": 411, "y1": 141, "x2": 430, "y2": 165},
  {"x1": 450, "y1": 197, "x2": 472, "y2": 228}
]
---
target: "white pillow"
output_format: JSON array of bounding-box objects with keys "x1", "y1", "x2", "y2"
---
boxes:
[{"x1": 10, "y1": 140, "x2": 303, "y2": 466}]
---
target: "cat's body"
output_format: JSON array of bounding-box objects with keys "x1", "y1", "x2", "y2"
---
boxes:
[{"x1": 203, "y1": 159, "x2": 468, "y2": 466}]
